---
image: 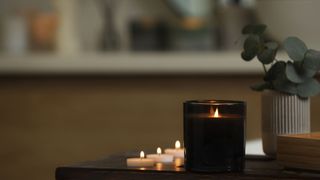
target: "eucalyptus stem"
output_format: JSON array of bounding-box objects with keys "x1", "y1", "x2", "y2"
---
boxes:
[{"x1": 262, "y1": 64, "x2": 267, "y2": 74}]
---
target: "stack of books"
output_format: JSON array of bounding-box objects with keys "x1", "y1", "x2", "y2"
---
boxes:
[{"x1": 277, "y1": 132, "x2": 320, "y2": 171}]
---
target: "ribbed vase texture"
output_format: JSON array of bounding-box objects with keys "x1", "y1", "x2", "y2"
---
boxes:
[{"x1": 261, "y1": 91, "x2": 310, "y2": 157}]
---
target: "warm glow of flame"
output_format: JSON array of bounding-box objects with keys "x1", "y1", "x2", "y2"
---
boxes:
[
  {"x1": 210, "y1": 106, "x2": 220, "y2": 118},
  {"x1": 175, "y1": 140, "x2": 181, "y2": 149},
  {"x1": 210, "y1": 106, "x2": 214, "y2": 116},
  {"x1": 157, "y1": 147, "x2": 162, "y2": 155},
  {"x1": 140, "y1": 151, "x2": 145, "y2": 158},
  {"x1": 174, "y1": 158, "x2": 184, "y2": 167},
  {"x1": 155, "y1": 163, "x2": 163, "y2": 170},
  {"x1": 214, "y1": 108, "x2": 219, "y2": 118}
]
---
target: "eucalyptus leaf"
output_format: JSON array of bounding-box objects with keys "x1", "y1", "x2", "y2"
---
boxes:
[
  {"x1": 273, "y1": 73, "x2": 298, "y2": 94},
  {"x1": 294, "y1": 61, "x2": 317, "y2": 78},
  {"x1": 297, "y1": 78, "x2": 320, "y2": 98},
  {"x1": 242, "y1": 24, "x2": 267, "y2": 35},
  {"x1": 241, "y1": 51, "x2": 255, "y2": 61},
  {"x1": 283, "y1": 37, "x2": 308, "y2": 61},
  {"x1": 244, "y1": 35, "x2": 260, "y2": 53},
  {"x1": 241, "y1": 35, "x2": 260, "y2": 61},
  {"x1": 285, "y1": 62, "x2": 308, "y2": 83},
  {"x1": 257, "y1": 47, "x2": 276, "y2": 64},
  {"x1": 264, "y1": 61, "x2": 286, "y2": 81},
  {"x1": 303, "y1": 49, "x2": 320, "y2": 71}
]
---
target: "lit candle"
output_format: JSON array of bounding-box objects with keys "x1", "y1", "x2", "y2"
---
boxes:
[
  {"x1": 164, "y1": 140, "x2": 184, "y2": 158},
  {"x1": 126, "y1": 151, "x2": 155, "y2": 167},
  {"x1": 146, "y1": 147, "x2": 174, "y2": 163},
  {"x1": 184, "y1": 100, "x2": 246, "y2": 172}
]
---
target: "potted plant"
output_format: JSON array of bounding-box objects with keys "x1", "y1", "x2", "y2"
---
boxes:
[{"x1": 241, "y1": 24, "x2": 320, "y2": 157}]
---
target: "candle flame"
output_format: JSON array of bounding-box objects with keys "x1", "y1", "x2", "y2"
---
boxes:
[
  {"x1": 210, "y1": 106, "x2": 220, "y2": 118},
  {"x1": 175, "y1": 140, "x2": 181, "y2": 149},
  {"x1": 157, "y1": 147, "x2": 162, "y2": 155},
  {"x1": 140, "y1": 151, "x2": 145, "y2": 158},
  {"x1": 214, "y1": 108, "x2": 219, "y2": 118}
]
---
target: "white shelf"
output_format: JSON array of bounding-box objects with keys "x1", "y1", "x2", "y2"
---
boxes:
[{"x1": 0, "y1": 52, "x2": 264, "y2": 75}]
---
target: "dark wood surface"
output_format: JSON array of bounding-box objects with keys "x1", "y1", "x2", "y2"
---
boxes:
[{"x1": 56, "y1": 154, "x2": 320, "y2": 180}]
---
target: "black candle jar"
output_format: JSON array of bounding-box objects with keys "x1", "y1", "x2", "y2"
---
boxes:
[{"x1": 184, "y1": 100, "x2": 246, "y2": 172}]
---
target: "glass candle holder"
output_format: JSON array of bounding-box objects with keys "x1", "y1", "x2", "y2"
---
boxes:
[{"x1": 184, "y1": 100, "x2": 246, "y2": 172}]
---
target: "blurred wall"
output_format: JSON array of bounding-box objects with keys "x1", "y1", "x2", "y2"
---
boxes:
[{"x1": 1, "y1": 75, "x2": 320, "y2": 180}]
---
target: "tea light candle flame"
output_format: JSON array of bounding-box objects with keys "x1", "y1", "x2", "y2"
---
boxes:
[
  {"x1": 175, "y1": 140, "x2": 181, "y2": 149},
  {"x1": 210, "y1": 106, "x2": 220, "y2": 118},
  {"x1": 157, "y1": 147, "x2": 162, "y2": 155},
  {"x1": 140, "y1": 151, "x2": 145, "y2": 159},
  {"x1": 127, "y1": 150, "x2": 154, "y2": 167},
  {"x1": 164, "y1": 141, "x2": 184, "y2": 160},
  {"x1": 147, "y1": 147, "x2": 173, "y2": 163}
]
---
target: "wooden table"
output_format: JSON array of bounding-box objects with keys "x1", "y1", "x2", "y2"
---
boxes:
[{"x1": 56, "y1": 154, "x2": 320, "y2": 180}]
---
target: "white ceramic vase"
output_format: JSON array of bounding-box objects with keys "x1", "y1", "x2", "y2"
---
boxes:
[{"x1": 261, "y1": 91, "x2": 310, "y2": 157}]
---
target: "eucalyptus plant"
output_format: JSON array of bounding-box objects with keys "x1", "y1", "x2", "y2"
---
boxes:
[{"x1": 241, "y1": 24, "x2": 320, "y2": 98}]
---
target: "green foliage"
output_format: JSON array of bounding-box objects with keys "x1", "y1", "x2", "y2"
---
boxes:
[
  {"x1": 241, "y1": 24, "x2": 320, "y2": 98},
  {"x1": 283, "y1": 37, "x2": 308, "y2": 61}
]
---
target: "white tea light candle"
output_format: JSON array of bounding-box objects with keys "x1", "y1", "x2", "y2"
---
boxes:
[
  {"x1": 147, "y1": 147, "x2": 174, "y2": 163},
  {"x1": 126, "y1": 151, "x2": 155, "y2": 167},
  {"x1": 165, "y1": 140, "x2": 184, "y2": 158}
]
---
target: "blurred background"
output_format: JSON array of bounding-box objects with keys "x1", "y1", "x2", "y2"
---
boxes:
[{"x1": 1, "y1": 0, "x2": 320, "y2": 179}]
